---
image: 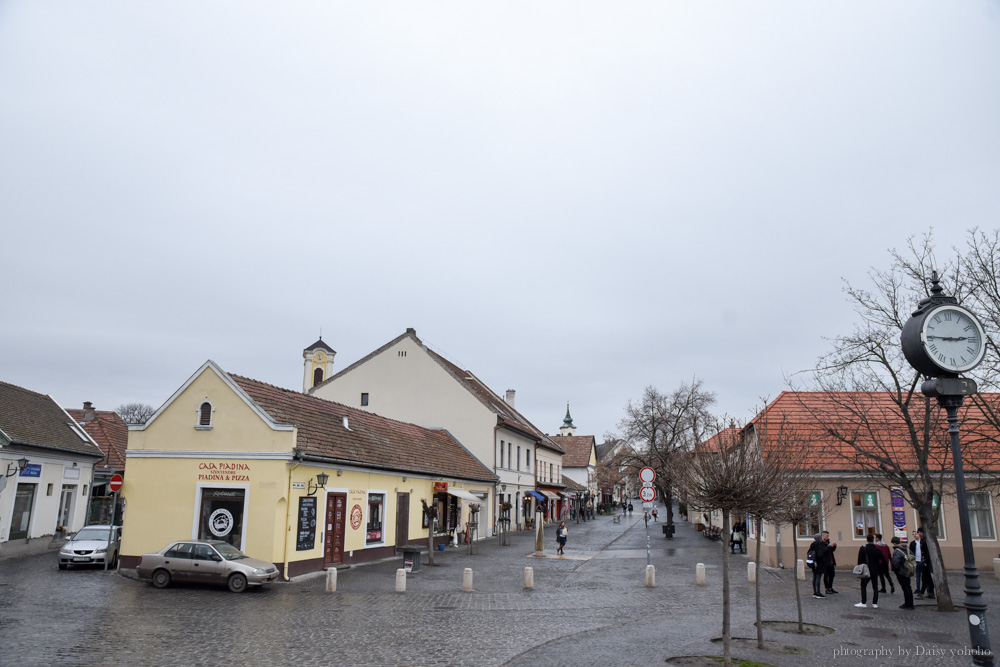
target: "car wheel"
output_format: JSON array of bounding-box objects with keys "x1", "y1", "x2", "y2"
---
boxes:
[
  {"x1": 58, "y1": 563, "x2": 68, "y2": 570},
  {"x1": 227, "y1": 573, "x2": 248, "y2": 593},
  {"x1": 151, "y1": 569, "x2": 171, "y2": 589}
]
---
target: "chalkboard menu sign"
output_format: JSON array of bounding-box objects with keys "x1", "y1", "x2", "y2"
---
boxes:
[{"x1": 296, "y1": 496, "x2": 318, "y2": 551}]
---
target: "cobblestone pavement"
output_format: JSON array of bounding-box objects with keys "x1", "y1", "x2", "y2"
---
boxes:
[{"x1": 2, "y1": 506, "x2": 995, "y2": 666}]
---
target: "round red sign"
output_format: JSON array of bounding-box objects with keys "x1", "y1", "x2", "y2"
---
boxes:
[
  {"x1": 639, "y1": 486, "x2": 656, "y2": 502},
  {"x1": 350, "y1": 504, "x2": 363, "y2": 530},
  {"x1": 109, "y1": 474, "x2": 124, "y2": 493}
]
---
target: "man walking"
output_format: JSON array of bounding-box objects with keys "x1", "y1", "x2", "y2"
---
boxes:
[
  {"x1": 910, "y1": 528, "x2": 935, "y2": 599},
  {"x1": 809, "y1": 531, "x2": 837, "y2": 599}
]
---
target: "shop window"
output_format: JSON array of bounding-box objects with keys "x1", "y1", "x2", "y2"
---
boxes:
[
  {"x1": 366, "y1": 493, "x2": 384, "y2": 544},
  {"x1": 196, "y1": 400, "x2": 214, "y2": 429},
  {"x1": 968, "y1": 492, "x2": 995, "y2": 539},
  {"x1": 852, "y1": 491, "x2": 880, "y2": 538},
  {"x1": 10, "y1": 484, "x2": 36, "y2": 540},
  {"x1": 198, "y1": 488, "x2": 245, "y2": 549},
  {"x1": 796, "y1": 492, "x2": 824, "y2": 538}
]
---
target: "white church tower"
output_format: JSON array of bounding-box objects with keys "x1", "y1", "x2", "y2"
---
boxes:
[{"x1": 302, "y1": 337, "x2": 336, "y2": 392}]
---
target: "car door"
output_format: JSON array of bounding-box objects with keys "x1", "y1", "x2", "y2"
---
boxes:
[
  {"x1": 162, "y1": 542, "x2": 197, "y2": 582},
  {"x1": 191, "y1": 544, "x2": 226, "y2": 584}
]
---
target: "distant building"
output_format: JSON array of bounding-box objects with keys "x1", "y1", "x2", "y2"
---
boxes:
[
  {"x1": 550, "y1": 404, "x2": 598, "y2": 504},
  {"x1": 67, "y1": 402, "x2": 128, "y2": 525}
]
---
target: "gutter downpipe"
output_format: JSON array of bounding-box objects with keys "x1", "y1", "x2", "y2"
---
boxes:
[{"x1": 283, "y1": 457, "x2": 301, "y2": 582}]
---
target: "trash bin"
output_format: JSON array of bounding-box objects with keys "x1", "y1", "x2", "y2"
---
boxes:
[{"x1": 663, "y1": 524, "x2": 675, "y2": 538}]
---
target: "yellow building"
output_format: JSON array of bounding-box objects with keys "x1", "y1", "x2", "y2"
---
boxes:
[{"x1": 120, "y1": 361, "x2": 497, "y2": 578}]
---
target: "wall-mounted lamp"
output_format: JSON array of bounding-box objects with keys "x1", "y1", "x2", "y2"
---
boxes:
[
  {"x1": 307, "y1": 471, "x2": 330, "y2": 496},
  {"x1": 836, "y1": 485, "x2": 849, "y2": 506},
  {"x1": 501, "y1": 484, "x2": 506, "y2": 492},
  {"x1": 336, "y1": 470, "x2": 343, "y2": 476},
  {"x1": 6, "y1": 457, "x2": 29, "y2": 477}
]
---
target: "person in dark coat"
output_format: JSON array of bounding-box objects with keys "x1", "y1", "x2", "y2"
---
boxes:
[
  {"x1": 855, "y1": 534, "x2": 888, "y2": 608},
  {"x1": 809, "y1": 531, "x2": 837, "y2": 598},
  {"x1": 890, "y1": 536, "x2": 914, "y2": 609},
  {"x1": 910, "y1": 528, "x2": 935, "y2": 599},
  {"x1": 875, "y1": 533, "x2": 894, "y2": 594},
  {"x1": 825, "y1": 545, "x2": 838, "y2": 594}
]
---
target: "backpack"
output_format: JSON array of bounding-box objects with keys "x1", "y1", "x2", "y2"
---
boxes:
[
  {"x1": 806, "y1": 548, "x2": 816, "y2": 570},
  {"x1": 902, "y1": 551, "x2": 917, "y2": 578}
]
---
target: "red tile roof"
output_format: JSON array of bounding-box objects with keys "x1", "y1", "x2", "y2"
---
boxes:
[
  {"x1": 749, "y1": 391, "x2": 1000, "y2": 472},
  {"x1": 66, "y1": 408, "x2": 128, "y2": 471},
  {"x1": 231, "y1": 373, "x2": 497, "y2": 483},
  {"x1": 552, "y1": 434, "x2": 595, "y2": 467}
]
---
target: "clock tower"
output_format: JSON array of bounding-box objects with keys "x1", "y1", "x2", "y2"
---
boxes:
[{"x1": 302, "y1": 337, "x2": 336, "y2": 392}]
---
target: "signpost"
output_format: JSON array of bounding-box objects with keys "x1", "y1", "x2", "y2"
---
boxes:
[
  {"x1": 638, "y1": 468, "x2": 656, "y2": 566},
  {"x1": 106, "y1": 474, "x2": 123, "y2": 571}
]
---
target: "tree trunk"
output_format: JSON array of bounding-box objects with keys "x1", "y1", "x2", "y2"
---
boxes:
[
  {"x1": 664, "y1": 482, "x2": 675, "y2": 526},
  {"x1": 722, "y1": 509, "x2": 731, "y2": 666},
  {"x1": 927, "y1": 530, "x2": 955, "y2": 611},
  {"x1": 755, "y1": 515, "x2": 763, "y2": 649},
  {"x1": 792, "y1": 522, "x2": 803, "y2": 633}
]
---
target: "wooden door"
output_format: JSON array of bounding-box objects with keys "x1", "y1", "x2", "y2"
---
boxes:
[
  {"x1": 396, "y1": 492, "x2": 409, "y2": 547},
  {"x1": 324, "y1": 493, "x2": 346, "y2": 566}
]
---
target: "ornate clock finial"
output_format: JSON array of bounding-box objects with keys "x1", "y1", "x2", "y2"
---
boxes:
[{"x1": 929, "y1": 270, "x2": 944, "y2": 298}]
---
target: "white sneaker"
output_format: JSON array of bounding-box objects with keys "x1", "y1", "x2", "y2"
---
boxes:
[
  {"x1": 872, "y1": 604, "x2": 878, "y2": 608},
  {"x1": 854, "y1": 602, "x2": 867, "y2": 608}
]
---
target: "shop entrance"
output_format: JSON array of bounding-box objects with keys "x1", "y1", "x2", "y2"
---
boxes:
[
  {"x1": 396, "y1": 492, "x2": 409, "y2": 546},
  {"x1": 324, "y1": 492, "x2": 346, "y2": 566},
  {"x1": 198, "y1": 488, "x2": 246, "y2": 549},
  {"x1": 10, "y1": 484, "x2": 36, "y2": 540},
  {"x1": 58, "y1": 485, "x2": 75, "y2": 531}
]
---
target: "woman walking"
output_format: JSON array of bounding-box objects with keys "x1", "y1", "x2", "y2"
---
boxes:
[{"x1": 557, "y1": 521, "x2": 568, "y2": 555}]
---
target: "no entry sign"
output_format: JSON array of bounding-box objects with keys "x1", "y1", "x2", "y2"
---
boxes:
[
  {"x1": 639, "y1": 467, "x2": 656, "y2": 483},
  {"x1": 109, "y1": 474, "x2": 124, "y2": 493},
  {"x1": 639, "y1": 486, "x2": 656, "y2": 502}
]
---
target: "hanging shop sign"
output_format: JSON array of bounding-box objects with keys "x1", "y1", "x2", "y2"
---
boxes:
[{"x1": 890, "y1": 486, "x2": 908, "y2": 540}]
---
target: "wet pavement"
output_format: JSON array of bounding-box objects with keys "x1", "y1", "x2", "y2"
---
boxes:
[{"x1": 1, "y1": 505, "x2": 994, "y2": 666}]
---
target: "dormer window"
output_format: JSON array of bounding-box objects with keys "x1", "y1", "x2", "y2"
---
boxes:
[{"x1": 196, "y1": 400, "x2": 214, "y2": 430}]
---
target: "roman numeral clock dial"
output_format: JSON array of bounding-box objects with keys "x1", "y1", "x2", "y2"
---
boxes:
[{"x1": 902, "y1": 291, "x2": 987, "y2": 378}]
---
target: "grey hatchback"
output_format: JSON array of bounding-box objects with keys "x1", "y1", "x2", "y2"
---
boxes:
[{"x1": 135, "y1": 539, "x2": 280, "y2": 592}]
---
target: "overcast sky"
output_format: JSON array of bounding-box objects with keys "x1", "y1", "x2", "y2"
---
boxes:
[{"x1": 2, "y1": 2, "x2": 998, "y2": 442}]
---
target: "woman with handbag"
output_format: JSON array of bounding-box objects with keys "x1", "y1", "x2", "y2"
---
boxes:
[{"x1": 855, "y1": 534, "x2": 887, "y2": 608}]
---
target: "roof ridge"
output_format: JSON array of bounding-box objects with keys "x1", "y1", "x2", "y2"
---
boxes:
[
  {"x1": 311, "y1": 330, "x2": 419, "y2": 392},
  {"x1": 0, "y1": 380, "x2": 51, "y2": 399}
]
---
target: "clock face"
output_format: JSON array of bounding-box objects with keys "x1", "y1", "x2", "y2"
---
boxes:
[{"x1": 921, "y1": 304, "x2": 986, "y2": 373}]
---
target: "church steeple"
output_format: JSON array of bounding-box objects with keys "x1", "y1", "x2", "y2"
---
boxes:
[
  {"x1": 560, "y1": 402, "x2": 577, "y2": 436},
  {"x1": 303, "y1": 336, "x2": 336, "y2": 393}
]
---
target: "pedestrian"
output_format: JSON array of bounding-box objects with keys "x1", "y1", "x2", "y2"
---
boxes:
[
  {"x1": 808, "y1": 531, "x2": 837, "y2": 599},
  {"x1": 855, "y1": 534, "x2": 887, "y2": 609},
  {"x1": 628, "y1": 502, "x2": 633, "y2": 516},
  {"x1": 874, "y1": 533, "x2": 894, "y2": 594},
  {"x1": 824, "y1": 541, "x2": 838, "y2": 594},
  {"x1": 652, "y1": 507, "x2": 658, "y2": 522},
  {"x1": 556, "y1": 521, "x2": 567, "y2": 555},
  {"x1": 890, "y1": 536, "x2": 915, "y2": 609},
  {"x1": 731, "y1": 520, "x2": 745, "y2": 554},
  {"x1": 910, "y1": 528, "x2": 935, "y2": 599}
]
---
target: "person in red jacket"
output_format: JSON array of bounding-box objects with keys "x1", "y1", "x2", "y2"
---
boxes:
[{"x1": 874, "y1": 533, "x2": 895, "y2": 594}]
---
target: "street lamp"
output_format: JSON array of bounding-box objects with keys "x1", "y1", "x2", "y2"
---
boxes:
[
  {"x1": 306, "y1": 471, "x2": 330, "y2": 496},
  {"x1": 836, "y1": 485, "x2": 849, "y2": 506},
  {"x1": 901, "y1": 271, "x2": 992, "y2": 666},
  {"x1": 5, "y1": 457, "x2": 29, "y2": 477}
]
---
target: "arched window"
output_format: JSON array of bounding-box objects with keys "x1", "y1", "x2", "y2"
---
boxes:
[
  {"x1": 313, "y1": 367, "x2": 324, "y2": 387},
  {"x1": 196, "y1": 400, "x2": 214, "y2": 429}
]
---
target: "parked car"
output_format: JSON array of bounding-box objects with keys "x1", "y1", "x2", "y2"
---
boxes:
[
  {"x1": 58, "y1": 525, "x2": 121, "y2": 570},
  {"x1": 135, "y1": 539, "x2": 280, "y2": 592}
]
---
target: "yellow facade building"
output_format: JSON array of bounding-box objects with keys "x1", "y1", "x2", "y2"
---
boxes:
[{"x1": 120, "y1": 361, "x2": 496, "y2": 578}]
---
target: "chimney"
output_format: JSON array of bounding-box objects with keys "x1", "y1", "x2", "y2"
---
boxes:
[
  {"x1": 82, "y1": 401, "x2": 96, "y2": 422},
  {"x1": 406, "y1": 327, "x2": 416, "y2": 335},
  {"x1": 505, "y1": 389, "x2": 516, "y2": 408}
]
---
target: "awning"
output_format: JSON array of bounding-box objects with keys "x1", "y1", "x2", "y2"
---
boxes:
[
  {"x1": 526, "y1": 490, "x2": 546, "y2": 502},
  {"x1": 539, "y1": 490, "x2": 560, "y2": 500},
  {"x1": 447, "y1": 488, "x2": 485, "y2": 504}
]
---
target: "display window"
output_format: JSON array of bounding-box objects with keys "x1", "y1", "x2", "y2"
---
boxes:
[
  {"x1": 198, "y1": 487, "x2": 246, "y2": 549},
  {"x1": 366, "y1": 493, "x2": 384, "y2": 544}
]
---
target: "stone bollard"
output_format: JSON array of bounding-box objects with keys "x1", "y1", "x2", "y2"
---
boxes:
[
  {"x1": 797, "y1": 559, "x2": 806, "y2": 581},
  {"x1": 696, "y1": 563, "x2": 706, "y2": 585},
  {"x1": 993, "y1": 558, "x2": 1000, "y2": 579},
  {"x1": 463, "y1": 567, "x2": 474, "y2": 592},
  {"x1": 748, "y1": 562, "x2": 756, "y2": 582},
  {"x1": 524, "y1": 567, "x2": 534, "y2": 589},
  {"x1": 396, "y1": 568, "x2": 406, "y2": 593},
  {"x1": 646, "y1": 564, "x2": 656, "y2": 588},
  {"x1": 326, "y1": 568, "x2": 337, "y2": 593}
]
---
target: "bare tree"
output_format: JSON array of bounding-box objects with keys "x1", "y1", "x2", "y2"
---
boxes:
[
  {"x1": 616, "y1": 381, "x2": 716, "y2": 526},
  {"x1": 115, "y1": 402, "x2": 156, "y2": 425}
]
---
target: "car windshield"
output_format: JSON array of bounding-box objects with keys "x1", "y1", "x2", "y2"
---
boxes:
[
  {"x1": 213, "y1": 543, "x2": 247, "y2": 560},
  {"x1": 73, "y1": 528, "x2": 114, "y2": 542}
]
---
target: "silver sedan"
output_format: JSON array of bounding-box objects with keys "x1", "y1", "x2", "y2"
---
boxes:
[{"x1": 135, "y1": 539, "x2": 280, "y2": 592}]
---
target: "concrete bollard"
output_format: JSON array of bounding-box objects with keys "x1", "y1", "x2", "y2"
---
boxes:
[
  {"x1": 646, "y1": 564, "x2": 656, "y2": 588},
  {"x1": 993, "y1": 558, "x2": 1000, "y2": 579},
  {"x1": 797, "y1": 559, "x2": 806, "y2": 581},
  {"x1": 396, "y1": 568, "x2": 406, "y2": 593},
  {"x1": 524, "y1": 567, "x2": 534, "y2": 589},
  {"x1": 748, "y1": 562, "x2": 756, "y2": 582},
  {"x1": 326, "y1": 568, "x2": 337, "y2": 593},
  {"x1": 696, "y1": 563, "x2": 706, "y2": 585},
  {"x1": 463, "y1": 567, "x2": 474, "y2": 592}
]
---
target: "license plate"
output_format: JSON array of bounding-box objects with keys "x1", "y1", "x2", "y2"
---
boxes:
[{"x1": 72, "y1": 557, "x2": 91, "y2": 562}]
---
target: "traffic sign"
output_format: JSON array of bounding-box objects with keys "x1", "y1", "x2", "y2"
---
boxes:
[
  {"x1": 643, "y1": 502, "x2": 653, "y2": 510},
  {"x1": 639, "y1": 467, "x2": 656, "y2": 483},
  {"x1": 639, "y1": 486, "x2": 656, "y2": 502},
  {"x1": 109, "y1": 474, "x2": 124, "y2": 493}
]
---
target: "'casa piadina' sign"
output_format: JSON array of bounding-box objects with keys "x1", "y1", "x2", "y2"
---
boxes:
[{"x1": 198, "y1": 462, "x2": 251, "y2": 482}]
